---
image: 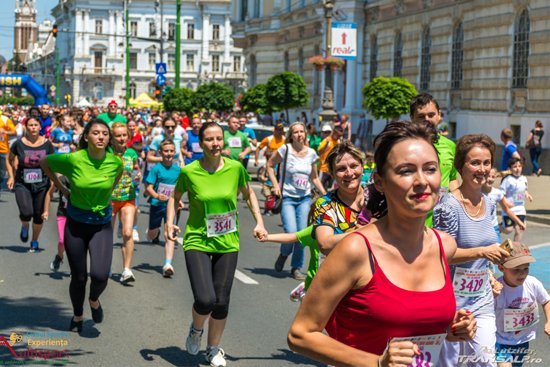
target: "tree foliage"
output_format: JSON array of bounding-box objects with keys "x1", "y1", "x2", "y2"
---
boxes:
[
  {"x1": 265, "y1": 72, "x2": 309, "y2": 121},
  {"x1": 192, "y1": 82, "x2": 235, "y2": 112},
  {"x1": 162, "y1": 87, "x2": 194, "y2": 112},
  {"x1": 362, "y1": 76, "x2": 418, "y2": 121},
  {"x1": 0, "y1": 95, "x2": 35, "y2": 106},
  {"x1": 240, "y1": 84, "x2": 271, "y2": 114}
]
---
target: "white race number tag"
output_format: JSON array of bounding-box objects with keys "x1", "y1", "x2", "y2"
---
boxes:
[
  {"x1": 206, "y1": 211, "x2": 237, "y2": 237},
  {"x1": 58, "y1": 145, "x2": 71, "y2": 153},
  {"x1": 228, "y1": 137, "x2": 242, "y2": 148},
  {"x1": 452, "y1": 267, "x2": 487, "y2": 297},
  {"x1": 191, "y1": 142, "x2": 203, "y2": 153},
  {"x1": 24, "y1": 169, "x2": 42, "y2": 184},
  {"x1": 292, "y1": 173, "x2": 309, "y2": 190},
  {"x1": 504, "y1": 303, "x2": 539, "y2": 332},
  {"x1": 513, "y1": 192, "x2": 525, "y2": 207},
  {"x1": 389, "y1": 333, "x2": 446, "y2": 367},
  {"x1": 157, "y1": 183, "x2": 175, "y2": 197}
]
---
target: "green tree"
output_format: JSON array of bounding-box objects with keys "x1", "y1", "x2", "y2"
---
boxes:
[
  {"x1": 362, "y1": 76, "x2": 418, "y2": 122},
  {"x1": 240, "y1": 84, "x2": 271, "y2": 115},
  {"x1": 192, "y1": 82, "x2": 235, "y2": 112},
  {"x1": 162, "y1": 87, "x2": 194, "y2": 112},
  {"x1": 265, "y1": 72, "x2": 309, "y2": 122}
]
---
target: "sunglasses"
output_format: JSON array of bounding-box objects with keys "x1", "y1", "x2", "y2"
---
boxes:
[{"x1": 165, "y1": 125, "x2": 176, "y2": 129}]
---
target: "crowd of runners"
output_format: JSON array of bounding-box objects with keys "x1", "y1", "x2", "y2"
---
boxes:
[{"x1": 0, "y1": 93, "x2": 549, "y2": 367}]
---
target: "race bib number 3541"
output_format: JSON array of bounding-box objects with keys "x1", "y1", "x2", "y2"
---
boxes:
[{"x1": 206, "y1": 211, "x2": 237, "y2": 237}]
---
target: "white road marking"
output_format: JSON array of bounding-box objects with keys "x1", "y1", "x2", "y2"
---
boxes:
[
  {"x1": 530, "y1": 243, "x2": 550, "y2": 250},
  {"x1": 234, "y1": 269, "x2": 259, "y2": 285}
]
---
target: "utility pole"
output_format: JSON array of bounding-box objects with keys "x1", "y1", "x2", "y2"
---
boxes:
[
  {"x1": 125, "y1": 0, "x2": 130, "y2": 107},
  {"x1": 159, "y1": 0, "x2": 164, "y2": 63},
  {"x1": 55, "y1": 46, "x2": 60, "y2": 105},
  {"x1": 319, "y1": 0, "x2": 337, "y2": 124},
  {"x1": 175, "y1": 0, "x2": 181, "y2": 88}
]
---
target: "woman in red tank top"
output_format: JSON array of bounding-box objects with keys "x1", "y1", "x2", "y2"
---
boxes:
[{"x1": 288, "y1": 121, "x2": 477, "y2": 367}]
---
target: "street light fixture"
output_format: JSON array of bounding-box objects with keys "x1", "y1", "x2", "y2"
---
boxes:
[{"x1": 319, "y1": 0, "x2": 337, "y2": 125}]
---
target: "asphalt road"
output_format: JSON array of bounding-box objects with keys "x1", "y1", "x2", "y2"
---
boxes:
[{"x1": 0, "y1": 186, "x2": 549, "y2": 367}]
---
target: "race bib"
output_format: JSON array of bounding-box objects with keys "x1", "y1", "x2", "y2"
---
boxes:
[
  {"x1": 389, "y1": 333, "x2": 446, "y2": 367},
  {"x1": 206, "y1": 211, "x2": 237, "y2": 237},
  {"x1": 292, "y1": 173, "x2": 309, "y2": 190},
  {"x1": 157, "y1": 183, "x2": 175, "y2": 197},
  {"x1": 452, "y1": 267, "x2": 487, "y2": 297},
  {"x1": 58, "y1": 145, "x2": 71, "y2": 153},
  {"x1": 504, "y1": 303, "x2": 539, "y2": 332},
  {"x1": 513, "y1": 192, "x2": 525, "y2": 207},
  {"x1": 191, "y1": 142, "x2": 203, "y2": 153},
  {"x1": 23, "y1": 169, "x2": 42, "y2": 184},
  {"x1": 228, "y1": 137, "x2": 242, "y2": 148}
]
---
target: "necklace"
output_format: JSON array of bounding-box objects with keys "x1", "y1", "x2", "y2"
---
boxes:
[{"x1": 459, "y1": 190, "x2": 483, "y2": 217}]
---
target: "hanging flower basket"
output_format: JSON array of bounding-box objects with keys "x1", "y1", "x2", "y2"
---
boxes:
[
  {"x1": 324, "y1": 56, "x2": 345, "y2": 71},
  {"x1": 308, "y1": 55, "x2": 325, "y2": 70}
]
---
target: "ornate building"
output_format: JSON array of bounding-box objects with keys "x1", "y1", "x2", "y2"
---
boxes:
[
  {"x1": 25, "y1": 0, "x2": 244, "y2": 106},
  {"x1": 14, "y1": 0, "x2": 37, "y2": 63}
]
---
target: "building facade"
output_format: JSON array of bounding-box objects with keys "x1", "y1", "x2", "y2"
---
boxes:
[
  {"x1": 24, "y1": 0, "x2": 245, "y2": 106},
  {"x1": 14, "y1": 0, "x2": 37, "y2": 64}
]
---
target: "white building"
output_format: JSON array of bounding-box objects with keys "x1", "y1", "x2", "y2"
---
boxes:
[{"x1": 25, "y1": 0, "x2": 245, "y2": 106}]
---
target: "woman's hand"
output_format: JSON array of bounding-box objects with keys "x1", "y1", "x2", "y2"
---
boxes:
[
  {"x1": 272, "y1": 185, "x2": 281, "y2": 198},
  {"x1": 379, "y1": 340, "x2": 420, "y2": 367},
  {"x1": 164, "y1": 223, "x2": 181, "y2": 242},
  {"x1": 446, "y1": 309, "x2": 476, "y2": 342},
  {"x1": 253, "y1": 224, "x2": 267, "y2": 240},
  {"x1": 41, "y1": 210, "x2": 49, "y2": 221},
  {"x1": 6, "y1": 177, "x2": 14, "y2": 190},
  {"x1": 178, "y1": 200, "x2": 185, "y2": 210},
  {"x1": 482, "y1": 244, "x2": 510, "y2": 263}
]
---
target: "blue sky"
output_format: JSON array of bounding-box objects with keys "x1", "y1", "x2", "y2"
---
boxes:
[{"x1": 0, "y1": 0, "x2": 58, "y2": 61}]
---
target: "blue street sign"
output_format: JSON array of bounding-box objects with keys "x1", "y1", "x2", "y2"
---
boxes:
[
  {"x1": 156, "y1": 74, "x2": 166, "y2": 86},
  {"x1": 155, "y1": 63, "x2": 167, "y2": 74}
]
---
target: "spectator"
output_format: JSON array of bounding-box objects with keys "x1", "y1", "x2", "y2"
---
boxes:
[{"x1": 525, "y1": 120, "x2": 544, "y2": 176}]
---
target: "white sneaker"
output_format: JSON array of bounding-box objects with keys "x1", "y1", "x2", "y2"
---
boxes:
[
  {"x1": 132, "y1": 229, "x2": 140, "y2": 242},
  {"x1": 185, "y1": 325, "x2": 203, "y2": 355},
  {"x1": 120, "y1": 269, "x2": 136, "y2": 284},
  {"x1": 205, "y1": 346, "x2": 226, "y2": 367},
  {"x1": 163, "y1": 264, "x2": 174, "y2": 278}
]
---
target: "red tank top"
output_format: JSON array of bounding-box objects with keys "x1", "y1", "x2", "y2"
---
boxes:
[{"x1": 334, "y1": 229, "x2": 456, "y2": 355}]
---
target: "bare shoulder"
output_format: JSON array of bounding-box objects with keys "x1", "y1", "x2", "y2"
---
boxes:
[{"x1": 433, "y1": 229, "x2": 457, "y2": 261}]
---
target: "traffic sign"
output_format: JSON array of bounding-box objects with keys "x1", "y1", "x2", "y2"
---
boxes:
[
  {"x1": 155, "y1": 63, "x2": 167, "y2": 74},
  {"x1": 331, "y1": 22, "x2": 357, "y2": 60},
  {"x1": 156, "y1": 74, "x2": 166, "y2": 86}
]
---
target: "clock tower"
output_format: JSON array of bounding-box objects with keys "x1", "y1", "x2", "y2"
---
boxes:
[{"x1": 14, "y1": 0, "x2": 37, "y2": 63}]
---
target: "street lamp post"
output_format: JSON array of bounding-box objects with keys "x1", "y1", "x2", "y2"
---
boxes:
[
  {"x1": 175, "y1": 0, "x2": 181, "y2": 88},
  {"x1": 319, "y1": 0, "x2": 337, "y2": 125},
  {"x1": 125, "y1": 0, "x2": 130, "y2": 107}
]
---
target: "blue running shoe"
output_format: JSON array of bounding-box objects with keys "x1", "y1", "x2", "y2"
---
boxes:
[
  {"x1": 20, "y1": 225, "x2": 29, "y2": 243},
  {"x1": 29, "y1": 240, "x2": 39, "y2": 253}
]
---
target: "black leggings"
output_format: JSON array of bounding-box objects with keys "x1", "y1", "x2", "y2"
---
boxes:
[
  {"x1": 14, "y1": 186, "x2": 48, "y2": 224},
  {"x1": 64, "y1": 218, "x2": 113, "y2": 317},
  {"x1": 185, "y1": 250, "x2": 238, "y2": 320}
]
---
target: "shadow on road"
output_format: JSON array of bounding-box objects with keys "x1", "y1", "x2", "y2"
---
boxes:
[
  {"x1": 133, "y1": 262, "x2": 163, "y2": 276},
  {"x1": 140, "y1": 346, "x2": 205, "y2": 366},
  {"x1": 33, "y1": 271, "x2": 71, "y2": 281},
  {"x1": 243, "y1": 267, "x2": 290, "y2": 279},
  {"x1": 0, "y1": 245, "x2": 30, "y2": 253}
]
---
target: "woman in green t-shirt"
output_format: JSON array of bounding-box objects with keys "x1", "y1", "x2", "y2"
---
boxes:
[
  {"x1": 165, "y1": 121, "x2": 266, "y2": 367},
  {"x1": 41, "y1": 119, "x2": 123, "y2": 333}
]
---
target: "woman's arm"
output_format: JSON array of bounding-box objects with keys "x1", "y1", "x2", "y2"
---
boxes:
[
  {"x1": 39, "y1": 157, "x2": 69, "y2": 198},
  {"x1": 165, "y1": 188, "x2": 184, "y2": 241},
  {"x1": 239, "y1": 182, "x2": 266, "y2": 239},
  {"x1": 267, "y1": 151, "x2": 283, "y2": 197},
  {"x1": 5, "y1": 152, "x2": 16, "y2": 190},
  {"x1": 42, "y1": 182, "x2": 54, "y2": 221},
  {"x1": 451, "y1": 244, "x2": 509, "y2": 265},
  {"x1": 315, "y1": 225, "x2": 350, "y2": 255},
  {"x1": 347, "y1": 122, "x2": 352, "y2": 141},
  {"x1": 310, "y1": 163, "x2": 326, "y2": 196}
]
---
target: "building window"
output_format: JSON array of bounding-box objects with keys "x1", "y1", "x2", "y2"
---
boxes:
[
  {"x1": 249, "y1": 54, "x2": 257, "y2": 86},
  {"x1": 393, "y1": 31, "x2": 403, "y2": 77},
  {"x1": 130, "y1": 82, "x2": 137, "y2": 99},
  {"x1": 186, "y1": 54, "x2": 194, "y2": 72},
  {"x1": 240, "y1": 0, "x2": 248, "y2": 21},
  {"x1": 187, "y1": 23, "x2": 195, "y2": 40},
  {"x1": 94, "y1": 51, "x2": 103, "y2": 72},
  {"x1": 512, "y1": 10, "x2": 530, "y2": 89},
  {"x1": 93, "y1": 82, "x2": 104, "y2": 100},
  {"x1": 370, "y1": 35, "x2": 378, "y2": 81},
  {"x1": 212, "y1": 55, "x2": 220, "y2": 72},
  {"x1": 451, "y1": 22, "x2": 464, "y2": 90},
  {"x1": 168, "y1": 54, "x2": 175, "y2": 71},
  {"x1": 148, "y1": 52, "x2": 156, "y2": 70},
  {"x1": 95, "y1": 20, "x2": 103, "y2": 34},
  {"x1": 420, "y1": 27, "x2": 431, "y2": 92},
  {"x1": 149, "y1": 22, "x2": 157, "y2": 37},
  {"x1": 284, "y1": 51, "x2": 289, "y2": 71},
  {"x1": 168, "y1": 23, "x2": 175, "y2": 41},
  {"x1": 253, "y1": 0, "x2": 260, "y2": 18},
  {"x1": 298, "y1": 48, "x2": 304, "y2": 76},
  {"x1": 130, "y1": 52, "x2": 138, "y2": 70},
  {"x1": 212, "y1": 24, "x2": 220, "y2": 41},
  {"x1": 233, "y1": 56, "x2": 241, "y2": 72},
  {"x1": 130, "y1": 21, "x2": 138, "y2": 37},
  {"x1": 286, "y1": 0, "x2": 291, "y2": 12}
]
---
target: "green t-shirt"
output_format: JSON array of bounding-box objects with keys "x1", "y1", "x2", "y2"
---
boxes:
[
  {"x1": 223, "y1": 130, "x2": 250, "y2": 161},
  {"x1": 112, "y1": 148, "x2": 138, "y2": 201},
  {"x1": 46, "y1": 149, "x2": 123, "y2": 211},
  {"x1": 176, "y1": 157, "x2": 251, "y2": 253},
  {"x1": 296, "y1": 225, "x2": 319, "y2": 290},
  {"x1": 426, "y1": 134, "x2": 458, "y2": 227},
  {"x1": 97, "y1": 113, "x2": 127, "y2": 127},
  {"x1": 308, "y1": 134, "x2": 322, "y2": 153}
]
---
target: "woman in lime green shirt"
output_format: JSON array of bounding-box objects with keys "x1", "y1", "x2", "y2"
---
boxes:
[
  {"x1": 41, "y1": 119, "x2": 122, "y2": 333},
  {"x1": 165, "y1": 121, "x2": 266, "y2": 367}
]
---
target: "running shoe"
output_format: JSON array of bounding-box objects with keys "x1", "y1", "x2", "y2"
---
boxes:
[
  {"x1": 274, "y1": 254, "x2": 288, "y2": 272},
  {"x1": 120, "y1": 269, "x2": 136, "y2": 284},
  {"x1": 205, "y1": 346, "x2": 226, "y2": 367},
  {"x1": 50, "y1": 255, "x2": 63, "y2": 271},
  {"x1": 291, "y1": 268, "x2": 306, "y2": 281},
  {"x1": 29, "y1": 240, "x2": 39, "y2": 253},
  {"x1": 163, "y1": 264, "x2": 174, "y2": 278},
  {"x1": 289, "y1": 281, "x2": 305, "y2": 302},
  {"x1": 132, "y1": 229, "x2": 140, "y2": 242},
  {"x1": 20, "y1": 225, "x2": 29, "y2": 243},
  {"x1": 185, "y1": 324, "x2": 203, "y2": 355}
]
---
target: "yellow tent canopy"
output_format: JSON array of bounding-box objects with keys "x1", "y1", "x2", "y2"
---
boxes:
[{"x1": 129, "y1": 92, "x2": 161, "y2": 108}]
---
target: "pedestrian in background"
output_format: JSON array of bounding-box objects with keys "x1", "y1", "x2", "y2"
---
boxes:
[
  {"x1": 525, "y1": 120, "x2": 544, "y2": 176},
  {"x1": 500, "y1": 128, "x2": 521, "y2": 172}
]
